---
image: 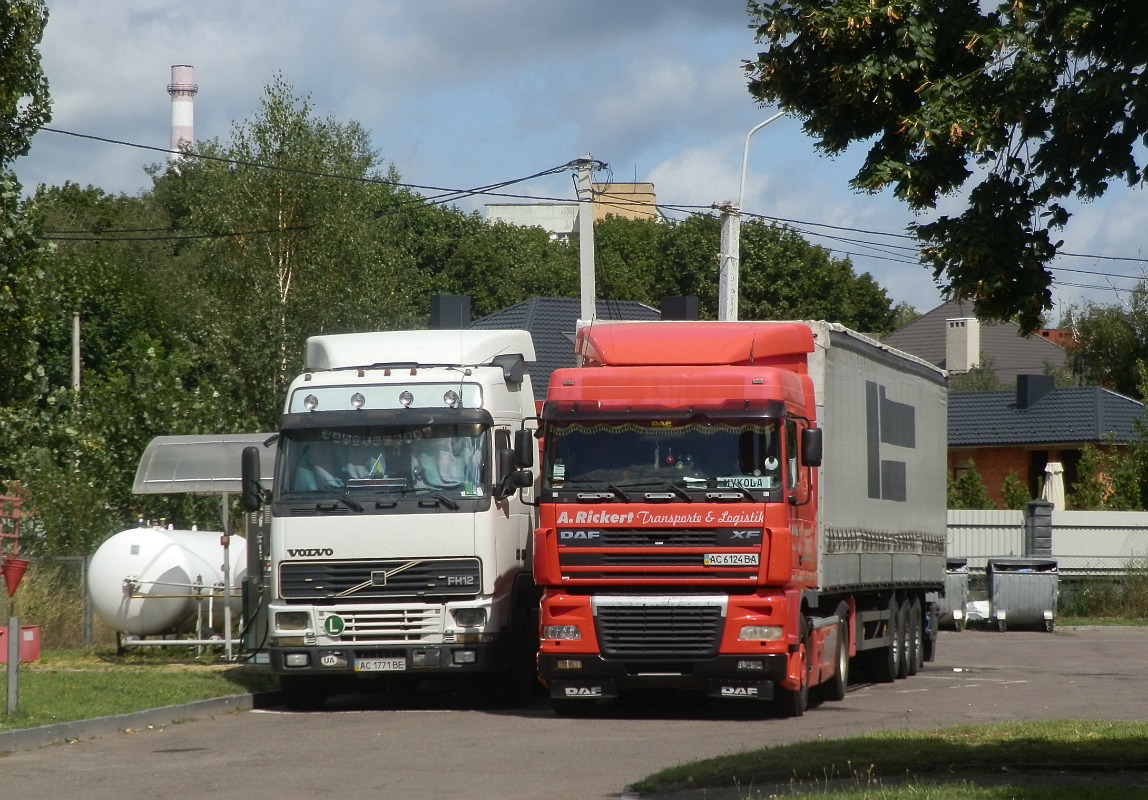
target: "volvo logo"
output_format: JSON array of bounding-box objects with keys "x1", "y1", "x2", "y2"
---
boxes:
[
  {"x1": 288, "y1": 548, "x2": 334, "y2": 557},
  {"x1": 338, "y1": 561, "x2": 422, "y2": 598}
]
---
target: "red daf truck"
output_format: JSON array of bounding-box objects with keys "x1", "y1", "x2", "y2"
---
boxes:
[{"x1": 531, "y1": 320, "x2": 947, "y2": 716}]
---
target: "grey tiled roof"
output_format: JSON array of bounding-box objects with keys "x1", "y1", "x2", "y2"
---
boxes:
[
  {"x1": 470, "y1": 297, "x2": 659, "y2": 402},
  {"x1": 949, "y1": 386, "x2": 1146, "y2": 446},
  {"x1": 884, "y1": 300, "x2": 1067, "y2": 382}
]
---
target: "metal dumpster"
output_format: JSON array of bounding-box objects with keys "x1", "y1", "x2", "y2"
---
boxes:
[
  {"x1": 986, "y1": 557, "x2": 1058, "y2": 633},
  {"x1": 935, "y1": 557, "x2": 969, "y2": 631}
]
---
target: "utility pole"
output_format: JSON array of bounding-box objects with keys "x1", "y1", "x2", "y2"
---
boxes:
[
  {"x1": 574, "y1": 156, "x2": 598, "y2": 326},
  {"x1": 717, "y1": 112, "x2": 786, "y2": 321}
]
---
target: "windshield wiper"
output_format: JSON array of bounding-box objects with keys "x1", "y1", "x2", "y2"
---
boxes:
[
  {"x1": 620, "y1": 480, "x2": 694, "y2": 502},
  {"x1": 705, "y1": 486, "x2": 755, "y2": 502},
  {"x1": 417, "y1": 490, "x2": 460, "y2": 510},
  {"x1": 317, "y1": 494, "x2": 363, "y2": 512}
]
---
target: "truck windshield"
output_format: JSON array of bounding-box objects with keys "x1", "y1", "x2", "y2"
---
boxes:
[
  {"x1": 543, "y1": 420, "x2": 781, "y2": 494},
  {"x1": 277, "y1": 423, "x2": 488, "y2": 498}
]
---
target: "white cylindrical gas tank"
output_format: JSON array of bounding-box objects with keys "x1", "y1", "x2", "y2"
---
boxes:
[{"x1": 88, "y1": 527, "x2": 247, "y2": 636}]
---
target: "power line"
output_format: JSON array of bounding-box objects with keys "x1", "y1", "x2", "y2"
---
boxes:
[{"x1": 33, "y1": 126, "x2": 1148, "y2": 280}]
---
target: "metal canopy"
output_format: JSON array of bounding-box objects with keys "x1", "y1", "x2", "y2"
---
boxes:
[{"x1": 132, "y1": 433, "x2": 275, "y2": 495}]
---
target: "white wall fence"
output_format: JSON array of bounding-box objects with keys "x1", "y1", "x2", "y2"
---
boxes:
[{"x1": 948, "y1": 509, "x2": 1148, "y2": 575}]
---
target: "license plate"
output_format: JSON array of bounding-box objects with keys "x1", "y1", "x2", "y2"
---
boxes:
[
  {"x1": 354, "y1": 658, "x2": 407, "y2": 672},
  {"x1": 704, "y1": 553, "x2": 759, "y2": 566}
]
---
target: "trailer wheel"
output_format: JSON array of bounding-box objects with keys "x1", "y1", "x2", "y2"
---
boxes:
[
  {"x1": 907, "y1": 596, "x2": 924, "y2": 676},
  {"x1": 869, "y1": 596, "x2": 899, "y2": 684},
  {"x1": 1045, "y1": 618, "x2": 1055, "y2": 633},
  {"x1": 775, "y1": 618, "x2": 810, "y2": 717},
  {"x1": 895, "y1": 597, "x2": 911, "y2": 679}
]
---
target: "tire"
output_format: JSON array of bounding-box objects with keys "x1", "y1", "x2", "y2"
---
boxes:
[
  {"x1": 819, "y1": 620, "x2": 849, "y2": 702},
  {"x1": 1045, "y1": 618, "x2": 1056, "y2": 633},
  {"x1": 895, "y1": 597, "x2": 910, "y2": 679},
  {"x1": 997, "y1": 618, "x2": 1007, "y2": 633},
  {"x1": 907, "y1": 596, "x2": 924, "y2": 676},
  {"x1": 279, "y1": 675, "x2": 329, "y2": 712},
  {"x1": 775, "y1": 617, "x2": 811, "y2": 717},
  {"x1": 869, "y1": 596, "x2": 899, "y2": 684}
]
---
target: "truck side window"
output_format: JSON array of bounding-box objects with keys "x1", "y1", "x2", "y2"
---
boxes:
[
  {"x1": 785, "y1": 420, "x2": 799, "y2": 489},
  {"x1": 495, "y1": 429, "x2": 511, "y2": 482}
]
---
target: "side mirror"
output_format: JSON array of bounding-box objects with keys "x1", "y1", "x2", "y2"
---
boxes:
[
  {"x1": 801, "y1": 427, "x2": 823, "y2": 468},
  {"x1": 514, "y1": 428, "x2": 534, "y2": 468},
  {"x1": 241, "y1": 446, "x2": 264, "y2": 513}
]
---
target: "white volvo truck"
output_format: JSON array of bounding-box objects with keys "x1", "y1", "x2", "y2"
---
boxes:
[{"x1": 241, "y1": 329, "x2": 538, "y2": 709}]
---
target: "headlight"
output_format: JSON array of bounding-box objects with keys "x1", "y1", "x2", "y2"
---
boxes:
[
  {"x1": 738, "y1": 625, "x2": 784, "y2": 641},
  {"x1": 544, "y1": 625, "x2": 581, "y2": 641},
  {"x1": 452, "y1": 608, "x2": 487, "y2": 627},
  {"x1": 276, "y1": 611, "x2": 311, "y2": 631}
]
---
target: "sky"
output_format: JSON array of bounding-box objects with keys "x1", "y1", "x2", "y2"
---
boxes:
[{"x1": 15, "y1": 0, "x2": 1148, "y2": 321}]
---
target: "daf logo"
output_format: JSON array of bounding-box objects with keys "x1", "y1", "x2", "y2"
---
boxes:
[
  {"x1": 721, "y1": 686, "x2": 759, "y2": 697},
  {"x1": 563, "y1": 686, "x2": 603, "y2": 697},
  {"x1": 730, "y1": 530, "x2": 761, "y2": 540},
  {"x1": 559, "y1": 530, "x2": 601, "y2": 541}
]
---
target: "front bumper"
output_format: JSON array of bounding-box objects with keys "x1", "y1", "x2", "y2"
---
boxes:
[
  {"x1": 270, "y1": 640, "x2": 509, "y2": 676},
  {"x1": 538, "y1": 652, "x2": 788, "y2": 700}
]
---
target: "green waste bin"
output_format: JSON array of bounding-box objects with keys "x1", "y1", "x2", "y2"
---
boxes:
[{"x1": 986, "y1": 557, "x2": 1058, "y2": 633}]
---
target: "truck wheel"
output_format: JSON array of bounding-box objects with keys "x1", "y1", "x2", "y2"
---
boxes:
[
  {"x1": 820, "y1": 620, "x2": 849, "y2": 702},
  {"x1": 279, "y1": 675, "x2": 329, "y2": 712},
  {"x1": 775, "y1": 619, "x2": 810, "y2": 717},
  {"x1": 895, "y1": 597, "x2": 911, "y2": 679},
  {"x1": 907, "y1": 596, "x2": 924, "y2": 676}
]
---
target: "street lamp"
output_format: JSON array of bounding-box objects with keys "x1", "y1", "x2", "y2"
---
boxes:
[{"x1": 717, "y1": 111, "x2": 786, "y2": 321}]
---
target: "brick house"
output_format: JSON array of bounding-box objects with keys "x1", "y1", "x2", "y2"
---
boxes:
[{"x1": 948, "y1": 375, "x2": 1146, "y2": 506}]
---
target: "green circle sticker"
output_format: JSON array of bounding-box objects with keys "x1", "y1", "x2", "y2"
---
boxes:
[{"x1": 323, "y1": 615, "x2": 345, "y2": 636}]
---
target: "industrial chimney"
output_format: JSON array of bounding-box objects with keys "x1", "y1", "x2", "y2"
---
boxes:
[{"x1": 167, "y1": 65, "x2": 197, "y2": 160}]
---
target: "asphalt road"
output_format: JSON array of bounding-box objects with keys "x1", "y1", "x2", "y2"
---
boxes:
[{"x1": 2, "y1": 627, "x2": 1146, "y2": 799}]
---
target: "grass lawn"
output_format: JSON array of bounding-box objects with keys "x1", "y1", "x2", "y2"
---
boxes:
[
  {"x1": 631, "y1": 720, "x2": 1148, "y2": 798},
  {"x1": 0, "y1": 648, "x2": 275, "y2": 732}
]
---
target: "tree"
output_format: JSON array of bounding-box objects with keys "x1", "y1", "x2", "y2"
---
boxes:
[
  {"x1": 1061, "y1": 286, "x2": 1148, "y2": 398},
  {"x1": 1071, "y1": 439, "x2": 1144, "y2": 510},
  {"x1": 0, "y1": 0, "x2": 51, "y2": 407},
  {"x1": 948, "y1": 460, "x2": 993, "y2": 509},
  {"x1": 1000, "y1": 471, "x2": 1031, "y2": 510},
  {"x1": 948, "y1": 354, "x2": 1007, "y2": 393},
  {"x1": 745, "y1": 1, "x2": 1148, "y2": 334},
  {"x1": 149, "y1": 75, "x2": 425, "y2": 426}
]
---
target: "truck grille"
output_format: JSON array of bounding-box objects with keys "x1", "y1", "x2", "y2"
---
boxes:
[
  {"x1": 280, "y1": 558, "x2": 481, "y2": 601},
  {"x1": 594, "y1": 602, "x2": 724, "y2": 659},
  {"x1": 556, "y1": 527, "x2": 762, "y2": 581},
  {"x1": 337, "y1": 608, "x2": 444, "y2": 643}
]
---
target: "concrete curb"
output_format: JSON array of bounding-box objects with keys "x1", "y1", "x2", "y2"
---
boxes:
[{"x1": 0, "y1": 691, "x2": 281, "y2": 753}]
